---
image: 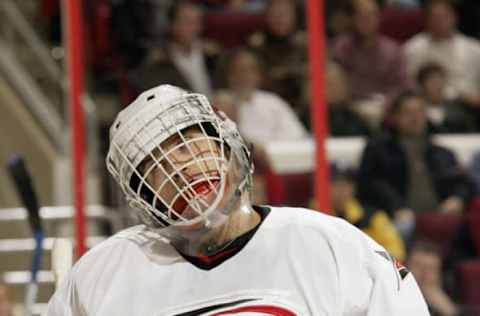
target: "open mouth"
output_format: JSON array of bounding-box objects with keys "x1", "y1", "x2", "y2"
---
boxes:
[{"x1": 171, "y1": 179, "x2": 220, "y2": 218}]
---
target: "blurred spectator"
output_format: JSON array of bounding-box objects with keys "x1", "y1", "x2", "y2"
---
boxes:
[
  {"x1": 215, "y1": 48, "x2": 307, "y2": 206},
  {"x1": 326, "y1": 62, "x2": 371, "y2": 136},
  {"x1": 404, "y1": 0, "x2": 480, "y2": 106},
  {"x1": 148, "y1": 0, "x2": 175, "y2": 41},
  {"x1": 407, "y1": 241, "x2": 462, "y2": 316},
  {"x1": 326, "y1": 0, "x2": 352, "y2": 38},
  {"x1": 357, "y1": 91, "x2": 473, "y2": 239},
  {"x1": 0, "y1": 281, "x2": 12, "y2": 316},
  {"x1": 330, "y1": 166, "x2": 406, "y2": 260},
  {"x1": 331, "y1": 0, "x2": 408, "y2": 101},
  {"x1": 211, "y1": 90, "x2": 238, "y2": 122},
  {"x1": 212, "y1": 90, "x2": 268, "y2": 204},
  {"x1": 225, "y1": 49, "x2": 307, "y2": 145},
  {"x1": 129, "y1": 1, "x2": 221, "y2": 96},
  {"x1": 416, "y1": 63, "x2": 477, "y2": 134},
  {"x1": 248, "y1": 0, "x2": 308, "y2": 123}
]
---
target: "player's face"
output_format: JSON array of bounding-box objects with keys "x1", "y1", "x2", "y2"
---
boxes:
[{"x1": 141, "y1": 126, "x2": 223, "y2": 221}]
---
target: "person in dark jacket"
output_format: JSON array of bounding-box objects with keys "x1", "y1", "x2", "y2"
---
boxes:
[
  {"x1": 129, "y1": 1, "x2": 221, "y2": 96},
  {"x1": 357, "y1": 91, "x2": 473, "y2": 239}
]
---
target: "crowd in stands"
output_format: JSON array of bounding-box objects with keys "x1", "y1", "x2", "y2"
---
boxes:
[{"x1": 37, "y1": 0, "x2": 480, "y2": 314}]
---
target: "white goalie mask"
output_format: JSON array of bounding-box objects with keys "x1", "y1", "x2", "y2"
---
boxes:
[{"x1": 106, "y1": 85, "x2": 253, "y2": 243}]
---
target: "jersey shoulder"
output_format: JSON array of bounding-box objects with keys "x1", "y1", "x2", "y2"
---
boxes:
[
  {"x1": 265, "y1": 207, "x2": 393, "y2": 267},
  {"x1": 264, "y1": 208, "x2": 420, "y2": 305},
  {"x1": 265, "y1": 206, "x2": 366, "y2": 239},
  {"x1": 72, "y1": 225, "x2": 178, "y2": 274}
]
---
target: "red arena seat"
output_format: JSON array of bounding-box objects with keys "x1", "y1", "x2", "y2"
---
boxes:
[
  {"x1": 457, "y1": 260, "x2": 480, "y2": 309},
  {"x1": 264, "y1": 168, "x2": 314, "y2": 208},
  {"x1": 468, "y1": 196, "x2": 480, "y2": 213},
  {"x1": 467, "y1": 213, "x2": 480, "y2": 255},
  {"x1": 204, "y1": 12, "x2": 265, "y2": 48},
  {"x1": 40, "y1": 0, "x2": 59, "y2": 19},
  {"x1": 415, "y1": 212, "x2": 462, "y2": 256},
  {"x1": 380, "y1": 7, "x2": 424, "y2": 43}
]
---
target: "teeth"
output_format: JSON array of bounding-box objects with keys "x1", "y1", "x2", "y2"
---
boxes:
[{"x1": 171, "y1": 180, "x2": 219, "y2": 218}]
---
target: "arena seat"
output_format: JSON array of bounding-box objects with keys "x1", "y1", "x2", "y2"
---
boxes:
[
  {"x1": 414, "y1": 212, "x2": 462, "y2": 256},
  {"x1": 204, "y1": 12, "x2": 265, "y2": 48},
  {"x1": 467, "y1": 213, "x2": 480, "y2": 255},
  {"x1": 456, "y1": 260, "x2": 480, "y2": 309},
  {"x1": 468, "y1": 196, "x2": 480, "y2": 213},
  {"x1": 264, "y1": 167, "x2": 314, "y2": 208},
  {"x1": 380, "y1": 7, "x2": 424, "y2": 43},
  {"x1": 40, "y1": 0, "x2": 59, "y2": 19}
]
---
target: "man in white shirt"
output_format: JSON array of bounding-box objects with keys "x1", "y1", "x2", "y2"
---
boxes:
[
  {"x1": 46, "y1": 85, "x2": 429, "y2": 315},
  {"x1": 225, "y1": 49, "x2": 307, "y2": 145},
  {"x1": 404, "y1": 0, "x2": 480, "y2": 103}
]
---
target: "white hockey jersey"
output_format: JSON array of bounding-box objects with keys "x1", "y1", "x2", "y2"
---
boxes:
[{"x1": 46, "y1": 207, "x2": 429, "y2": 315}]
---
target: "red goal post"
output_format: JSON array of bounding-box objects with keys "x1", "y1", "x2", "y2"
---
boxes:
[
  {"x1": 306, "y1": 0, "x2": 332, "y2": 213},
  {"x1": 62, "y1": 0, "x2": 86, "y2": 257}
]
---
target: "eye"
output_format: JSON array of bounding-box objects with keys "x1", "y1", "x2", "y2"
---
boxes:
[{"x1": 178, "y1": 144, "x2": 189, "y2": 153}]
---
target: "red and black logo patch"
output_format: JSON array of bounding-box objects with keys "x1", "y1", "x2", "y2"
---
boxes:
[
  {"x1": 172, "y1": 298, "x2": 298, "y2": 316},
  {"x1": 394, "y1": 258, "x2": 410, "y2": 280},
  {"x1": 375, "y1": 250, "x2": 410, "y2": 280}
]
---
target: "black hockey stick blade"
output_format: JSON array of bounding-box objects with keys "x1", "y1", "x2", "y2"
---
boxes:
[{"x1": 7, "y1": 155, "x2": 43, "y2": 233}]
